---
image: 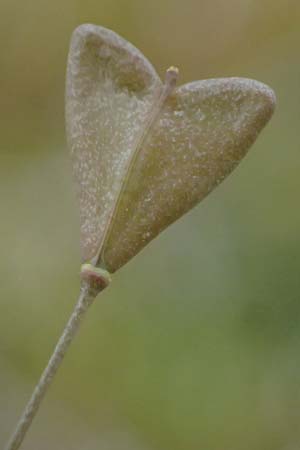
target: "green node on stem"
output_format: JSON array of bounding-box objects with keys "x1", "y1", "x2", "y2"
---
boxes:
[{"x1": 80, "y1": 263, "x2": 112, "y2": 297}]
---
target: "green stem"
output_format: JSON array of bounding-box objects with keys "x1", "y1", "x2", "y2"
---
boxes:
[{"x1": 5, "y1": 282, "x2": 97, "y2": 450}]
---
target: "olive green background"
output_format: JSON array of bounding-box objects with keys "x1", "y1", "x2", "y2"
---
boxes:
[{"x1": 0, "y1": 1, "x2": 299, "y2": 449}]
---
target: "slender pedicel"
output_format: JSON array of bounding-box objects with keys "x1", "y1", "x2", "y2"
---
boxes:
[{"x1": 5, "y1": 265, "x2": 111, "y2": 450}]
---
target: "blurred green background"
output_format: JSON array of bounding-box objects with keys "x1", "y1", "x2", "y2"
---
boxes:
[{"x1": 1, "y1": 0, "x2": 300, "y2": 449}]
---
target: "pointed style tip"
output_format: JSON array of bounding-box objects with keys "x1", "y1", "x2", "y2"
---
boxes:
[{"x1": 165, "y1": 66, "x2": 179, "y2": 89}]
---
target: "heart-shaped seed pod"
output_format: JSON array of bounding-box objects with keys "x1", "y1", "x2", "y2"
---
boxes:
[
  {"x1": 66, "y1": 24, "x2": 275, "y2": 273},
  {"x1": 2, "y1": 26, "x2": 277, "y2": 449}
]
